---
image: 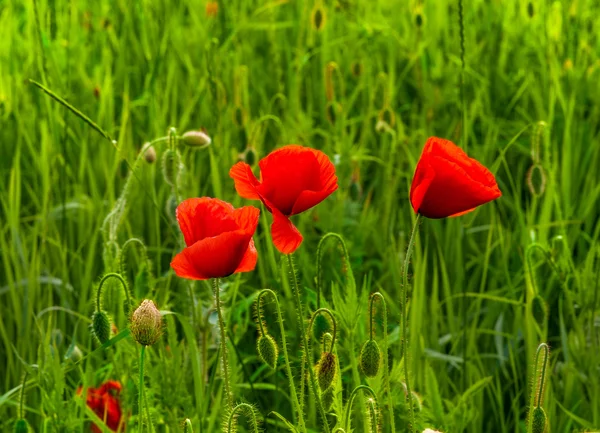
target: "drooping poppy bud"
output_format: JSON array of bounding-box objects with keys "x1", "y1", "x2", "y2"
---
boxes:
[
  {"x1": 91, "y1": 310, "x2": 111, "y2": 344},
  {"x1": 143, "y1": 144, "x2": 156, "y2": 164},
  {"x1": 257, "y1": 334, "x2": 278, "y2": 369},
  {"x1": 531, "y1": 407, "x2": 547, "y2": 433},
  {"x1": 14, "y1": 419, "x2": 30, "y2": 433},
  {"x1": 131, "y1": 300, "x2": 162, "y2": 346},
  {"x1": 230, "y1": 145, "x2": 338, "y2": 254},
  {"x1": 316, "y1": 352, "x2": 337, "y2": 391},
  {"x1": 359, "y1": 340, "x2": 381, "y2": 377},
  {"x1": 410, "y1": 137, "x2": 501, "y2": 218},
  {"x1": 171, "y1": 198, "x2": 260, "y2": 280},
  {"x1": 181, "y1": 129, "x2": 212, "y2": 149}
]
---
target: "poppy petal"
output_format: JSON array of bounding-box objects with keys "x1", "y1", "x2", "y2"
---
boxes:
[
  {"x1": 235, "y1": 238, "x2": 258, "y2": 273},
  {"x1": 176, "y1": 198, "x2": 237, "y2": 246},
  {"x1": 271, "y1": 208, "x2": 303, "y2": 254},
  {"x1": 409, "y1": 153, "x2": 436, "y2": 214},
  {"x1": 291, "y1": 148, "x2": 338, "y2": 214},
  {"x1": 232, "y1": 205, "x2": 260, "y2": 234},
  {"x1": 171, "y1": 231, "x2": 253, "y2": 279},
  {"x1": 230, "y1": 162, "x2": 261, "y2": 200}
]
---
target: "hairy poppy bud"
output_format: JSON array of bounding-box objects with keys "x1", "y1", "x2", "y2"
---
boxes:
[
  {"x1": 131, "y1": 300, "x2": 162, "y2": 346},
  {"x1": 531, "y1": 407, "x2": 547, "y2": 433},
  {"x1": 143, "y1": 144, "x2": 156, "y2": 163},
  {"x1": 181, "y1": 130, "x2": 211, "y2": 149},
  {"x1": 162, "y1": 149, "x2": 181, "y2": 186},
  {"x1": 316, "y1": 352, "x2": 337, "y2": 391},
  {"x1": 321, "y1": 386, "x2": 334, "y2": 411},
  {"x1": 14, "y1": 419, "x2": 30, "y2": 433},
  {"x1": 257, "y1": 334, "x2": 278, "y2": 369},
  {"x1": 359, "y1": 340, "x2": 381, "y2": 377},
  {"x1": 91, "y1": 310, "x2": 111, "y2": 344}
]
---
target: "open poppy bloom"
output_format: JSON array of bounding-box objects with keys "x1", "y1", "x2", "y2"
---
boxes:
[
  {"x1": 230, "y1": 145, "x2": 338, "y2": 254},
  {"x1": 171, "y1": 197, "x2": 260, "y2": 280},
  {"x1": 410, "y1": 137, "x2": 501, "y2": 218},
  {"x1": 78, "y1": 380, "x2": 124, "y2": 432}
]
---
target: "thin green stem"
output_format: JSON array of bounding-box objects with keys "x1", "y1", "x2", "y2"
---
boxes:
[
  {"x1": 401, "y1": 213, "x2": 421, "y2": 433},
  {"x1": 227, "y1": 403, "x2": 260, "y2": 433},
  {"x1": 119, "y1": 238, "x2": 150, "y2": 277},
  {"x1": 139, "y1": 345, "x2": 146, "y2": 433},
  {"x1": 95, "y1": 273, "x2": 131, "y2": 313},
  {"x1": 535, "y1": 343, "x2": 549, "y2": 407},
  {"x1": 371, "y1": 292, "x2": 395, "y2": 432},
  {"x1": 286, "y1": 254, "x2": 330, "y2": 433},
  {"x1": 368, "y1": 294, "x2": 376, "y2": 341},
  {"x1": 213, "y1": 278, "x2": 233, "y2": 410},
  {"x1": 257, "y1": 289, "x2": 305, "y2": 430},
  {"x1": 19, "y1": 371, "x2": 28, "y2": 419},
  {"x1": 343, "y1": 385, "x2": 378, "y2": 432},
  {"x1": 316, "y1": 233, "x2": 353, "y2": 309},
  {"x1": 308, "y1": 308, "x2": 337, "y2": 353}
]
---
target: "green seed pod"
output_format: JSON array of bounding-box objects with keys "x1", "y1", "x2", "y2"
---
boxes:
[
  {"x1": 532, "y1": 295, "x2": 548, "y2": 327},
  {"x1": 131, "y1": 299, "x2": 163, "y2": 346},
  {"x1": 14, "y1": 419, "x2": 30, "y2": 433},
  {"x1": 316, "y1": 352, "x2": 337, "y2": 391},
  {"x1": 313, "y1": 313, "x2": 331, "y2": 342},
  {"x1": 162, "y1": 149, "x2": 181, "y2": 187},
  {"x1": 531, "y1": 406, "x2": 547, "y2": 433},
  {"x1": 257, "y1": 334, "x2": 279, "y2": 369},
  {"x1": 181, "y1": 130, "x2": 211, "y2": 149},
  {"x1": 359, "y1": 340, "x2": 381, "y2": 377},
  {"x1": 321, "y1": 386, "x2": 335, "y2": 411},
  {"x1": 143, "y1": 144, "x2": 156, "y2": 164},
  {"x1": 91, "y1": 310, "x2": 111, "y2": 344}
]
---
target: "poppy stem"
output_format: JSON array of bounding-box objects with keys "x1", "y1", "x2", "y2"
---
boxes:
[
  {"x1": 213, "y1": 278, "x2": 234, "y2": 411},
  {"x1": 371, "y1": 292, "x2": 395, "y2": 433},
  {"x1": 138, "y1": 345, "x2": 146, "y2": 433},
  {"x1": 286, "y1": 254, "x2": 331, "y2": 433},
  {"x1": 401, "y1": 213, "x2": 421, "y2": 433},
  {"x1": 343, "y1": 385, "x2": 378, "y2": 432},
  {"x1": 95, "y1": 272, "x2": 132, "y2": 315},
  {"x1": 257, "y1": 289, "x2": 305, "y2": 430}
]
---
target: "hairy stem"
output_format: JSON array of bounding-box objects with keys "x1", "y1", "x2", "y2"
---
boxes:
[
  {"x1": 139, "y1": 345, "x2": 146, "y2": 433},
  {"x1": 213, "y1": 278, "x2": 233, "y2": 410}
]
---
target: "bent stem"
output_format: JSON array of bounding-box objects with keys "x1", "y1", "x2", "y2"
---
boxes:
[
  {"x1": 213, "y1": 278, "x2": 233, "y2": 411},
  {"x1": 343, "y1": 385, "x2": 379, "y2": 432},
  {"x1": 371, "y1": 292, "x2": 395, "y2": 432},
  {"x1": 286, "y1": 254, "x2": 331, "y2": 433},
  {"x1": 96, "y1": 272, "x2": 132, "y2": 315},
  {"x1": 227, "y1": 403, "x2": 260, "y2": 433},
  {"x1": 401, "y1": 213, "x2": 421, "y2": 433},
  {"x1": 257, "y1": 289, "x2": 305, "y2": 431}
]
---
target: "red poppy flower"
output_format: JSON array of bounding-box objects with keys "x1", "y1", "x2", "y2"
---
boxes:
[
  {"x1": 410, "y1": 137, "x2": 501, "y2": 218},
  {"x1": 229, "y1": 145, "x2": 338, "y2": 254},
  {"x1": 171, "y1": 198, "x2": 260, "y2": 280},
  {"x1": 78, "y1": 380, "x2": 124, "y2": 432}
]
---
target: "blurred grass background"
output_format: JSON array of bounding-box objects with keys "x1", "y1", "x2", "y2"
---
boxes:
[{"x1": 1, "y1": 0, "x2": 600, "y2": 431}]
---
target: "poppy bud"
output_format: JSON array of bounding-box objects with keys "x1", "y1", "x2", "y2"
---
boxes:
[
  {"x1": 415, "y1": 13, "x2": 423, "y2": 27},
  {"x1": 321, "y1": 386, "x2": 334, "y2": 411},
  {"x1": 181, "y1": 130, "x2": 212, "y2": 149},
  {"x1": 531, "y1": 407, "x2": 547, "y2": 433},
  {"x1": 257, "y1": 334, "x2": 278, "y2": 369},
  {"x1": 144, "y1": 144, "x2": 156, "y2": 164},
  {"x1": 64, "y1": 344, "x2": 83, "y2": 364},
  {"x1": 526, "y1": 164, "x2": 546, "y2": 196},
  {"x1": 311, "y1": 4, "x2": 326, "y2": 31},
  {"x1": 131, "y1": 299, "x2": 162, "y2": 346},
  {"x1": 241, "y1": 147, "x2": 257, "y2": 166},
  {"x1": 316, "y1": 352, "x2": 337, "y2": 391},
  {"x1": 351, "y1": 61, "x2": 363, "y2": 77},
  {"x1": 359, "y1": 340, "x2": 381, "y2": 377},
  {"x1": 527, "y1": 2, "x2": 534, "y2": 18},
  {"x1": 162, "y1": 149, "x2": 181, "y2": 187},
  {"x1": 531, "y1": 295, "x2": 547, "y2": 327},
  {"x1": 91, "y1": 310, "x2": 112, "y2": 344},
  {"x1": 14, "y1": 419, "x2": 30, "y2": 433}
]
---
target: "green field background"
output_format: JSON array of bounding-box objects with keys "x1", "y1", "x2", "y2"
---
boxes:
[{"x1": 1, "y1": 0, "x2": 600, "y2": 431}]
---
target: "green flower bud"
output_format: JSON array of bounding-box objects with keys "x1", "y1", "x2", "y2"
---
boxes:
[
  {"x1": 143, "y1": 144, "x2": 156, "y2": 163},
  {"x1": 316, "y1": 352, "x2": 337, "y2": 391},
  {"x1": 359, "y1": 340, "x2": 381, "y2": 377},
  {"x1": 532, "y1": 407, "x2": 547, "y2": 433},
  {"x1": 162, "y1": 149, "x2": 181, "y2": 187},
  {"x1": 257, "y1": 334, "x2": 279, "y2": 369},
  {"x1": 131, "y1": 300, "x2": 162, "y2": 346},
  {"x1": 14, "y1": 419, "x2": 30, "y2": 433},
  {"x1": 91, "y1": 310, "x2": 112, "y2": 344},
  {"x1": 181, "y1": 130, "x2": 211, "y2": 149}
]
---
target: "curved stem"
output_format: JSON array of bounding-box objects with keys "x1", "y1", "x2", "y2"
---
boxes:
[
  {"x1": 257, "y1": 289, "x2": 305, "y2": 431},
  {"x1": 401, "y1": 213, "x2": 421, "y2": 433},
  {"x1": 213, "y1": 278, "x2": 233, "y2": 410},
  {"x1": 95, "y1": 273, "x2": 131, "y2": 313},
  {"x1": 119, "y1": 238, "x2": 150, "y2": 278},
  {"x1": 308, "y1": 308, "x2": 337, "y2": 353},
  {"x1": 534, "y1": 343, "x2": 549, "y2": 407},
  {"x1": 316, "y1": 233, "x2": 353, "y2": 309},
  {"x1": 343, "y1": 385, "x2": 378, "y2": 432},
  {"x1": 286, "y1": 254, "x2": 330, "y2": 433},
  {"x1": 227, "y1": 403, "x2": 260, "y2": 433},
  {"x1": 371, "y1": 292, "x2": 395, "y2": 432},
  {"x1": 19, "y1": 371, "x2": 28, "y2": 419},
  {"x1": 138, "y1": 345, "x2": 146, "y2": 433},
  {"x1": 368, "y1": 294, "x2": 377, "y2": 341}
]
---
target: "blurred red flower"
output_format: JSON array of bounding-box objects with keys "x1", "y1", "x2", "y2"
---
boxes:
[
  {"x1": 410, "y1": 137, "x2": 501, "y2": 218},
  {"x1": 171, "y1": 198, "x2": 260, "y2": 279},
  {"x1": 78, "y1": 380, "x2": 124, "y2": 432},
  {"x1": 206, "y1": 1, "x2": 218, "y2": 17},
  {"x1": 230, "y1": 145, "x2": 338, "y2": 254}
]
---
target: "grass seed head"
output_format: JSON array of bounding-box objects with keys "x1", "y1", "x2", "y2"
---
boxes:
[{"x1": 131, "y1": 299, "x2": 162, "y2": 346}]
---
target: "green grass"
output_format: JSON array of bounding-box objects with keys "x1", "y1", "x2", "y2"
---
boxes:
[{"x1": 1, "y1": 0, "x2": 600, "y2": 431}]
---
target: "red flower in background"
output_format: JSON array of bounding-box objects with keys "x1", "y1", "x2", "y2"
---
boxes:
[
  {"x1": 78, "y1": 380, "x2": 124, "y2": 432},
  {"x1": 410, "y1": 137, "x2": 501, "y2": 219},
  {"x1": 171, "y1": 198, "x2": 260, "y2": 280},
  {"x1": 230, "y1": 145, "x2": 338, "y2": 254}
]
